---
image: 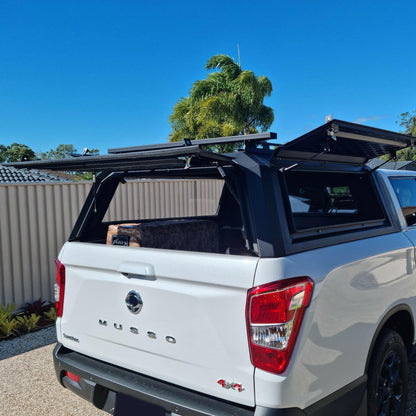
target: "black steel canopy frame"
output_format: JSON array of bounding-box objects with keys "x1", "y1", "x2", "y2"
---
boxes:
[
  {"x1": 107, "y1": 132, "x2": 277, "y2": 154},
  {"x1": 4, "y1": 132, "x2": 278, "y2": 172},
  {"x1": 273, "y1": 119, "x2": 414, "y2": 165},
  {"x1": 5, "y1": 146, "x2": 234, "y2": 172},
  {"x1": 3, "y1": 120, "x2": 414, "y2": 172}
]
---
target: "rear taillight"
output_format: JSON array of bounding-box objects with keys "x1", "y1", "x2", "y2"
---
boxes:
[
  {"x1": 55, "y1": 258, "x2": 65, "y2": 317},
  {"x1": 246, "y1": 277, "x2": 313, "y2": 374}
]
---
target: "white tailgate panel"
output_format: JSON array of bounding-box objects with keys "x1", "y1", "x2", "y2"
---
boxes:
[{"x1": 58, "y1": 242, "x2": 258, "y2": 406}]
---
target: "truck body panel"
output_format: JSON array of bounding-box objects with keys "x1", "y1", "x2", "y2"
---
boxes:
[{"x1": 253, "y1": 232, "x2": 416, "y2": 408}]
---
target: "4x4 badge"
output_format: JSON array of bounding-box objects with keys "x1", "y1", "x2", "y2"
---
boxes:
[
  {"x1": 217, "y1": 379, "x2": 244, "y2": 392},
  {"x1": 125, "y1": 290, "x2": 143, "y2": 314}
]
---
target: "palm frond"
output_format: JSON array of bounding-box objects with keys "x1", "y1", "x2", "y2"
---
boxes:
[
  {"x1": 205, "y1": 54, "x2": 241, "y2": 80},
  {"x1": 199, "y1": 122, "x2": 223, "y2": 139},
  {"x1": 257, "y1": 75, "x2": 273, "y2": 96},
  {"x1": 221, "y1": 122, "x2": 243, "y2": 137},
  {"x1": 198, "y1": 96, "x2": 227, "y2": 124},
  {"x1": 191, "y1": 73, "x2": 228, "y2": 100},
  {"x1": 169, "y1": 97, "x2": 191, "y2": 122},
  {"x1": 254, "y1": 105, "x2": 274, "y2": 132}
]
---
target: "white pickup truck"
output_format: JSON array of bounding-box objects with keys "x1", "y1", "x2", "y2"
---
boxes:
[{"x1": 11, "y1": 120, "x2": 416, "y2": 416}]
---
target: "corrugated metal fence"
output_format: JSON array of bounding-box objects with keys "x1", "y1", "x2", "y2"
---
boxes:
[{"x1": 0, "y1": 179, "x2": 223, "y2": 306}]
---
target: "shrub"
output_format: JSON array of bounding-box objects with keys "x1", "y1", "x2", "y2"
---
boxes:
[
  {"x1": 44, "y1": 307, "x2": 57, "y2": 322},
  {"x1": 0, "y1": 317, "x2": 19, "y2": 338},
  {"x1": 0, "y1": 303, "x2": 17, "y2": 320},
  {"x1": 0, "y1": 303, "x2": 19, "y2": 338},
  {"x1": 24, "y1": 298, "x2": 53, "y2": 316},
  {"x1": 15, "y1": 314, "x2": 41, "y2": 334},
  {"x1": 0, "y1": 300, "x2": 55, "y2": 340}
]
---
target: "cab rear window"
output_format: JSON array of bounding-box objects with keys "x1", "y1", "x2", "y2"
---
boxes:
[{"x1": 389, "y1": 177, "x2": 416, "y2": 226}]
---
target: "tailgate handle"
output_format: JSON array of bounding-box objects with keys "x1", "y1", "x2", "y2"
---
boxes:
[{"x1": 117, "y1": 262, "x2": 155, "y2": 281}]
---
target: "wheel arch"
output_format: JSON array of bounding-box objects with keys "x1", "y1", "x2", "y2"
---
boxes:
[{"x1": 365, "y1": 304, "x2": 414, "y2": 373}]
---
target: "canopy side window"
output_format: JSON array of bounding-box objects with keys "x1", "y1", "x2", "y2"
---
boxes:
[{"x1": 281, "y1": 170, "x2": 387, "y2": 241}]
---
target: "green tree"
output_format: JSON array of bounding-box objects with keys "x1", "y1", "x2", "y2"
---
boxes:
[
  {"x1": 394, "y1": 111, "x2": 416, "y2": 161},
  {"x1": 41, "y1": 144, "x2": 99, "y2": 159},
  {"x1": 399, "y1": 111, "x2": 416, "y2": 136},
  {"x1": 87, "y1": 148, "x2": 100, "y2": 156},
  {"x1": 40, "y1": 144, "x2": 100, "y2": 181},
  {"x1": 42, "y1": 144, "x2": 77, "y2": 159},
  {"x1": 0, "y1": 145, "x2": 6, "y2": 163},
  {"x1": 169, "y1": 54, "x2": 274, "y2": 142},
  {"x1": 0, "y1": 143, "x2": 36, "y2": 162}
]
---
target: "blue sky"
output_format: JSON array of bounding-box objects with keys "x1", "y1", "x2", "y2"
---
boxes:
[{"x1": 0, "y1": 0, "x2": 415, "y2": 154}]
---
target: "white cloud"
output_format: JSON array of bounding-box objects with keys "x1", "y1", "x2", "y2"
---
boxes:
[{"x1": 353, "y1": 115, "x2": 388, "y2": 124}]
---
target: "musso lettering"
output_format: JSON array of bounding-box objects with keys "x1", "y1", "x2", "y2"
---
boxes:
[{"x1": 98, "y1": 319, "x2": 176, "y2": 343}]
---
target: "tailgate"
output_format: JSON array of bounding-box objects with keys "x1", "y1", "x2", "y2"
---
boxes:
[{"x1": 57, "y1": 242, "x2": 259, "y2": 406}]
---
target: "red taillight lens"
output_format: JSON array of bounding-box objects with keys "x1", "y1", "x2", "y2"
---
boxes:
[
  {"x1": 246, "y1": 277, "x2": 313, "y2": 374},
  {"x1": 55, "y1": 258, "x2": 65, "y2": 318}
]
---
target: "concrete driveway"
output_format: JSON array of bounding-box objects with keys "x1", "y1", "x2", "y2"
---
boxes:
[{"x1": 0, "y1": 343, "x2": 106, "y2": 416}]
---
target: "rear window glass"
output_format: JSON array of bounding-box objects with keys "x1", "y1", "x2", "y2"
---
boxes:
[
  {"x1": 283, "y1": 171, "x2": 385, "y2": 234},
  {"x1": 103, "y1": 178, "x2": 224, "y2": 222},
  {"x1": 88, "y1": 177, "x2": 250, "y2": 256}
]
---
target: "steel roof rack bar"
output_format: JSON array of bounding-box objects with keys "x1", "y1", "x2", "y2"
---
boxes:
[
  {"x1": 4, "y1": 146, "x2": 233, "y2": 172},
  {"x1": 4, "y1": 132, "x2": 278, "y2": 172},
  {"x1": 108, "y1": 132, "x2": 277, "y2": 154}
]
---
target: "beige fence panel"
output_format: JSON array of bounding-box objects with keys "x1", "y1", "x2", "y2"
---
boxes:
[
  {"x1": 0, "y1": 182, "x2": 91, "y2": 307},
  {"x1": 0, "y1": 179, "x2": 223, "y2": 307}
]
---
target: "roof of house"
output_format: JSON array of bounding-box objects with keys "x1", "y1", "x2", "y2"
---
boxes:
[
  {"x1": 367, "y1": 159, "x2": 416, "y2": 171},
  {"x1": 0, "y1": 165, "x2": 74, "y2": 184}
]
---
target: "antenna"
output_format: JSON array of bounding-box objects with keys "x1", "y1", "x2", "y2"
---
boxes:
[
  {"x1": 325, "y1": 114, "x2": 333, "y2": 123},
  {"x1": 237, "y1": 44, "x2": 241, "y2": 68}
]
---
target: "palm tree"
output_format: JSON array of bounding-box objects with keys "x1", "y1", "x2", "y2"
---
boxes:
[{"x1": 169, "y1": 54, "x2": 274, "y2": 141}]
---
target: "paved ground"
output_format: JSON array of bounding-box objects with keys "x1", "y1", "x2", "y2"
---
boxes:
[
  {"x1": 0, "y1": 337, "x2": 416, "y2": 415},
  {"x1": 0, "y1": 343, "x2": 106, "y2": 416}
]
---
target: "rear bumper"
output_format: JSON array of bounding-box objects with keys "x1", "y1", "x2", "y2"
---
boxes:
[{"x1": 53, "y1": 343, "x2": 366, "y2": 416}]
